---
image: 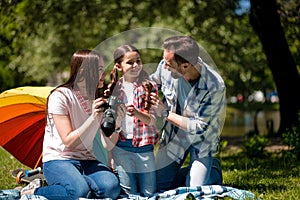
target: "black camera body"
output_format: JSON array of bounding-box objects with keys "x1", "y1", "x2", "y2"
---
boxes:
[{"x1": 100, "y1": 96, "x2": 122, "y2": 137}]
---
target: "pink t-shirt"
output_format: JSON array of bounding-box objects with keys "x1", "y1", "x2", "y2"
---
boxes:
[{"x1": 42, "y1": 87, "x2": 100, "y2": 162}]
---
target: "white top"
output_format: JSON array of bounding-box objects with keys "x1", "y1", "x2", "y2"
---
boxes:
[
  {"x1": 122, "y1": 81, "x2": 134, "y2": 139},
  {"x1": 43, "y1": 87, "x2": 99, "y2": 162}
]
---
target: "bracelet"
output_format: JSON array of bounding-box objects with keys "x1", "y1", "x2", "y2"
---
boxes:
[{"x1": 114, "y1": 128, "x2": 122, "y2": 134}]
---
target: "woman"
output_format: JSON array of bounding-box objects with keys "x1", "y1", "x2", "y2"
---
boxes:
[{"x1": 21, "y1": 49, "x2": 120, "y2": 200}]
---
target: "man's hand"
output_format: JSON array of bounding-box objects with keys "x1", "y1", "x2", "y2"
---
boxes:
[{"x1": 150, "y1": 92, "x2": 167, "y2": 117}]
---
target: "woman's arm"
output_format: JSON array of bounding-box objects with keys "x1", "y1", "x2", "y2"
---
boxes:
[
  {"x1": 54, "y1": 97, "x2": 107, "y2": 148},
  {"x1": 100, "y1": 131, "x2": 119, "y2": 151},
  {"x1": 53, "y1": 114, "x2": 82, "y2": 148}
]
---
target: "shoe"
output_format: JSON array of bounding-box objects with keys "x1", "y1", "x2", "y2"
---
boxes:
[{"x1": 20, "y1": 178, "x2": 42, "y2": 194}]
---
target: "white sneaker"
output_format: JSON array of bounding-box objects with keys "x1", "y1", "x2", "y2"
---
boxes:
[{"x1": 21, "y1": 179, "x2": 42, "y2": 194}]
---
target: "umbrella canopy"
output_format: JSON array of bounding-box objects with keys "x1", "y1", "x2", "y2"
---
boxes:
[{"x1": 0, "y1": 86, "x2": 54, "y2": 169}]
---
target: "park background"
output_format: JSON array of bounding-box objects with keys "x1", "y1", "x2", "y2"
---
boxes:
[{"x1": 0, "y1": 0, "x2": 299, "y2": 199}]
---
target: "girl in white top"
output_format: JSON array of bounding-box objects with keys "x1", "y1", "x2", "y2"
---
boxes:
[{"x1": 101, "y1": 45, "x2": 158, "y2": 197}]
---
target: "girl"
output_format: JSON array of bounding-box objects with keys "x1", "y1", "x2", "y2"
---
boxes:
[{"x1": 101, "y1": 44, "x2": 158, "y2": 197}]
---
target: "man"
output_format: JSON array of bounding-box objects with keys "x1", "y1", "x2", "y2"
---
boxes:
[{"x1": 150, "y1": 35, "x2": 226, "y2": 191}]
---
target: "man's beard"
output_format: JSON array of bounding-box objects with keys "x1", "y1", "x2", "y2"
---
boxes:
[{"x1": 171, "y1": 71, "x2": 183, "y2": 79}]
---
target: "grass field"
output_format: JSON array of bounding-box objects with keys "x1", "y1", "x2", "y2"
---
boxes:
[{"x1": 1, "y1": 142, "x2": 300, "y2": 199}]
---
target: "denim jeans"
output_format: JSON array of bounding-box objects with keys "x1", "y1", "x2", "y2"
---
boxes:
[
  {"x1": 155, "y1": 145, "x2": 222, "y2": 192},
  {"x1": 112, "y1": 139, "x2": 156, "y2": 197},
  {"x1": 35, "y1": 160, "x2": 120, "y2": 200}
]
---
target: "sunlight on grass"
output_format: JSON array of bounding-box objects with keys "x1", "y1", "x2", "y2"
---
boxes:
[
  {"x1": 221, "y1": 147, "x2": 300, "y2": 200},
  {"x1": 0, "y1": 147, "x2": 30, "y2": 189}
]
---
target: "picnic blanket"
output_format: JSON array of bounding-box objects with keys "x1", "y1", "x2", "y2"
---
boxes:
[{"x1": 16, "y1": 185, "x2": 259, "y2": 200}]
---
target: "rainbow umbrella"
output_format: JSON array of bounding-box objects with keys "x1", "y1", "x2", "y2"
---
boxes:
[{"x1": 0, "y1": 86, "x2": 54, "y2": 169}]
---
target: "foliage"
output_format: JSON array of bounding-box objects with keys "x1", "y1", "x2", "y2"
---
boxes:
[
  {"x1": 0, "y1": 0, "x2": 299, "y2": 152},
  {"x1": 243, "y1": 134, "x2": 269, "y2": 158},
  {"x1": 282, "y1": 112, "x2": 300, "y2": 159},
  {"x1": 1, "y1": 0, "x2": 291, "y2": 97},
  {"x1": 277, "y1": 0, "x2": 300, "y2": 71},
  {"x1": 1, "y1": 0, "x2": 298, "y2": 95},
  {"x1": 0, "y1": 67, "x2": 15, "y2": 91}
]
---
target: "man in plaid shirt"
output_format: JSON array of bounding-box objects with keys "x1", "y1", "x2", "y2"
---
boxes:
[{"x1": 150, "y1": 36, "x2": 226, "y2": 192}]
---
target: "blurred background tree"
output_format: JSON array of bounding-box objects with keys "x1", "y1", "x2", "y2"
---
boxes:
[{"x1": 0, "y1": 0, "x2": 299, "y2": 134}]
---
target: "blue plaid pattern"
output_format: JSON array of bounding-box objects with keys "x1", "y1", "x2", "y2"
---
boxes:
[{"x1": 20, "y1": 185, "x2": 258, "y2": 200}]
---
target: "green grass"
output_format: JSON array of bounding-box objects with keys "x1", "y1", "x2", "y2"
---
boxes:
[
  {"x1": 1, "y1": 146, "x2": 300, "y2": 199},
  {"x1": 219, "y1": 147, "x2": 300, "y2": 200},
  {"x1": 0, "y1": 147, "x2": 31, "y2": 190}
]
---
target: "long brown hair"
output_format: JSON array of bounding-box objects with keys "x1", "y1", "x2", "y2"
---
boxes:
[{"x1": 47, "y1": 49, "x2": 104, "y2": 112}]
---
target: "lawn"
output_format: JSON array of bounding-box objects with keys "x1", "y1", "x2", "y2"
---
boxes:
[
  {"x1": 1, "y1": 142, "x2": 300, "y2": 199},
  {"x1": 0, "y1": 147, "x2": 31, "y2": 190},
  {"x1": 218, "y1": 141, "x2": 300, "y2": 200}
]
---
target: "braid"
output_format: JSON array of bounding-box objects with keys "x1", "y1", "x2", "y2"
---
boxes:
[
  {"x1": 104, "y1": 67, "x2": 119, "y2": 98},
  {"x1": 142, "y1": 79, "x2": 154, "y2": 111}
]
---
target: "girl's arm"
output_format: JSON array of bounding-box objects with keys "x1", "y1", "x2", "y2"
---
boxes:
[{"x1": 126, "y1": 104, "x2": 156, "y2": 126}]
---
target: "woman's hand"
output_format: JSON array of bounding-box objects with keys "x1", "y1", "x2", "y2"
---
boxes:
[
  {"x1": 116, "y1": 104, "x2": 126, "y2": 128},
  {"x1": 92, "y1": 97, "x2": 107, "y2": 118}
]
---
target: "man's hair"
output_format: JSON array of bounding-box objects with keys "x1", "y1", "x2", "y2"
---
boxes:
[{"x1": 163, "y1": 36, "x2": 199, "y2": 66}]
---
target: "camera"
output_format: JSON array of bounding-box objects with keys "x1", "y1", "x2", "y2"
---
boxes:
[{"x1": 100, "y1": 96, "x2": 121, "y2": 137}]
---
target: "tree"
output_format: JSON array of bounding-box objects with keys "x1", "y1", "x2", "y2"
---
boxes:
[
  {"x1": 249, "y1": 0, "x2": 300, "y2": 134},
  {"x1": 0, "y1": 0, "x2": 277, "y2": 97},
  {"x1": 1, "y1": 0, "x2": 299, "y2": 137}
]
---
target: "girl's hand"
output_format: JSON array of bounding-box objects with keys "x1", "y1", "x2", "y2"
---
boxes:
[{"x1": 126, "y1": 104, "x2": 137, "y2": 116}]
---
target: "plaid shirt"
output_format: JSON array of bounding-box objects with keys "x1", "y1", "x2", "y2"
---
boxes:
[
  {"x1": 150, "y1": 58, "x2": 226, "y2": 160},
  {"x1": 116, "y1": 77, "x2": 159, "y2": 147}
]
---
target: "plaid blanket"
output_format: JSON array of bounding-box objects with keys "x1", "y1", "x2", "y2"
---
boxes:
[{"x1": 17, "y1": 185, "x2": 258, "y2": 200}]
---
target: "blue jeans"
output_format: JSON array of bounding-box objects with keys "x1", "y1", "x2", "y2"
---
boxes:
[
  {"x1": 35, "y1": 160, "x2": 120, "y2": 200},
  {"x1": 155, "y1": 146, "x2": 222, "y2": 192},
  {"x1": 112, "y1": 139, "x2": 156, "y2": 197}
]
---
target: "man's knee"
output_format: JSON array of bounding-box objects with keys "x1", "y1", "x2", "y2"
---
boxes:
[{"x1": 210, "y1": 158, "x2": 222, "y2": 185}]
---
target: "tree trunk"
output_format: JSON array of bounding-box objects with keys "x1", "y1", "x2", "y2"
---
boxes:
[{"x1": 249, "y1": 0, "x2": 300, "y2": 135}]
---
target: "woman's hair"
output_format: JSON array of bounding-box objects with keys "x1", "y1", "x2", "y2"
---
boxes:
[
  {"x1": 57, "y1": 49, "x2": 104, "y2": 99},
  {"x1": 163, "y1": 35, "x2": 199, "y2": 66},
  {"x1": 46, "y1": 49, "x2": 103, "y2": 117}
]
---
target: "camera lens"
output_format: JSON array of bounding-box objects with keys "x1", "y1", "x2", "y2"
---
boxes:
[{"x1": 101, "y1": 109, "x2": 116, "y2": 137}]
